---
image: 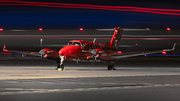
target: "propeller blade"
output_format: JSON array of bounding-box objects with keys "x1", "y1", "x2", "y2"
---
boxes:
[{"x1": 93, "y1": 38, "x2": 96, "y2": 49}]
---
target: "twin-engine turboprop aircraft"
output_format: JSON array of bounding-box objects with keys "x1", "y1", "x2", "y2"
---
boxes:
[{"x1": 3, "y1": 27, "x2": 176, "y2": 70}]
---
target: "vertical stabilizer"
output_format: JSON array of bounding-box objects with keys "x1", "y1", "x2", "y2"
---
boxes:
[{"x1": 110, "y1": 27, "x2": 123, "y2": 50}]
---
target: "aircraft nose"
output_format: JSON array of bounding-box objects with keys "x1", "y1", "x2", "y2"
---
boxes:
[
  {"x1": 59, "y1": 46, "x2": 73, "y2": 56},
  {"x1": 59, "y1": 46, "x2": 78, "y2": 56},
  {"x1": 59, "y1": 48, "x2": 66, "y2": 56}
]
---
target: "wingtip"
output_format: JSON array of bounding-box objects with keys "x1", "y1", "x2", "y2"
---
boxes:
[{"x1": 172, "y1": 43, "x2": 176, "y2": 50}]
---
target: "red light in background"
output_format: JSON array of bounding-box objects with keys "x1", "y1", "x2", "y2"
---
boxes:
[
  {"x1": 145, "y1": 54, "x2": 147, "y2": 57},
  {"x1": 167, "y1": 27, "x2": 171, "y2": 31},
  {"x1": 0, "y1": 28, "x2": 3, "y2": 31},
  {"x1": 79, "y1": 28, "x2": 83, "y2": 31},
  {"x1": 136, "y1": 43, "x2": 138, "y2": 45},
  {"x1": 162, "y1": 51, "x2": 167, "y2": 54},
  {"x1": 39, "y1": 28, "x2": 43, "y2": 31}
]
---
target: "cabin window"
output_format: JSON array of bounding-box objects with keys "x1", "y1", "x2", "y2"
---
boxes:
[
  {"x1": 89, "y1": 44, "x2": 92, "y2": 48},
  {"x1": 81, "y1": 43, "x2": 85, "y2": 47}
]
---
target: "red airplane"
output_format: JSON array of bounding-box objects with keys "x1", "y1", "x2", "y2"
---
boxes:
[{"x1": 3, "y1": 27, "x2": 176, "y2": 70}]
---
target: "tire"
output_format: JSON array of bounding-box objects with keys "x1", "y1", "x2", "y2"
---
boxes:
[
  {"x1": 112, "y1": 65, "x2": 116, "y2": 70},
  {"x1": 60, "y1": 64, "x2": 64, "y2": 70},
  {"x1": 108, "y1": 64, "x2": 116, "y2": 70},
  {"x1": 55, "y1": 64, "x2": 60, "y2": 70},
  {"x1": 108, "y1": 65, "x2": 112, "y2": 70}
]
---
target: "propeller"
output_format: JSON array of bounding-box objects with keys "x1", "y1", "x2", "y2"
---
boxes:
[{"x1": 39, "y1": 38, "x2": 45, "y2": 65}]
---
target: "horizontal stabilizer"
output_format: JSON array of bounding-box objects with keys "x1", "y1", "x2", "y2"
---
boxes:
[{"x1": 96, "y1": 28, "x2": 150, "y2": 31}]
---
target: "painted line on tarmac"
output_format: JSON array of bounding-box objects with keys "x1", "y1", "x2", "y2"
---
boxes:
[
  {"x1": 0, "y1": 84, "x2": 180, "y2": 95},
  {"x1": 1, "y1": 74, "x2": 180, "y2": 80}
]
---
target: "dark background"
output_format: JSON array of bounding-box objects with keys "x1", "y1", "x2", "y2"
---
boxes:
[
  {"x1": 0, "y1": 0, "x2": 180, "y2": 29},
  {"x1": 0, "y1": 0, "x2": 180, "y2": 59}
]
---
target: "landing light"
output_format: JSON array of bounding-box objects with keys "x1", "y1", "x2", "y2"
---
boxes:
[{"x1": 167, "y1": 27, "x2": 171, "y2": 31}]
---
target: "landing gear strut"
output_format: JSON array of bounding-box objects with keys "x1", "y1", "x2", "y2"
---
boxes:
[
  {"x1": 56, "y1": 56, "x2": 65, "y2": 71},
  {"x1": 108, "y1": 64, "x2": 116, "y2": 70}
]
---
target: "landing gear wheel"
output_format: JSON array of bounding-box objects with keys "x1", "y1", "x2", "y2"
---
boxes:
[
  {"x1": 60, "y1": 64, "x2": 64, "y2": 70},
  {"x1": 108, "y1": 64, "x2": 116, "y2": 70},
  {"x1": 56, "y1": 64, "x2": 65, "y2": 71}
]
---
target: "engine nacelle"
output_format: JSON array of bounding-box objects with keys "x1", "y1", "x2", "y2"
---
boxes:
[
  {"x1": 90, "y1": 49, "x2": 104, "y2": 55},
  {"x1": 39, "y1": 48, "x2": 59, "y2": 58}
]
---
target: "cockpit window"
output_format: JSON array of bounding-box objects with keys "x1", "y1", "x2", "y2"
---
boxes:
[{"x1": 67, "y1": 42, "x2": 80, "y2": 46}]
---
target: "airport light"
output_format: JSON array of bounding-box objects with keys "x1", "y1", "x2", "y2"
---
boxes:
[
  {"x1": 39, "y1": 28, "x2": 43, "y2": 31},
  {"x1": 0, "y1": 28, "x2": 3, "y2": 31},
  {"x1": 79, "y1": 28, "x2": 83, "y2": 31},
  {"x1": 167, "y1": 27, "x2": 171, "y2": 31}
]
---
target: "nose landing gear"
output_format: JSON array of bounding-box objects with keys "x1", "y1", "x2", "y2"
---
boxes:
[
  {"x1": 56, "y1": 64, "x2": 65, "y2": 71},
  {"x1": 56, "y1": 56, "x2": 65, "y2": 71}
]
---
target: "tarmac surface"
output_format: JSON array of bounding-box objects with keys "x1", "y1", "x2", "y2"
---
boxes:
[{"x1": 1, "y1": 60, "x2": 180, "y2": 101}]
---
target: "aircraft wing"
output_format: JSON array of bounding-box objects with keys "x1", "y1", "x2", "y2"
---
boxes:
[
  {"x1": 110, "y1": 43, "x2": 176, "y2": 59},
  {"x1": 3, "y1": 44, "x2": 41, "y2": 56}
]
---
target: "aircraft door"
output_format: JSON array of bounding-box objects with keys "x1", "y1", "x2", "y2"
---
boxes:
[{"x1": 81, "y1": 43, "x2": 85, "y2": 49}]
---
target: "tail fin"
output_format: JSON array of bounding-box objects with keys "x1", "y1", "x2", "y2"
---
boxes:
[
  {"x1": 97, "y1": 27, "x2": 150, "y2": 51},
  {"x1": 110, "y1": 27, "x2": 123, "y2": 50},
  {"x1": 3, "y1": 44, "x2": 8, "y2": 51}
]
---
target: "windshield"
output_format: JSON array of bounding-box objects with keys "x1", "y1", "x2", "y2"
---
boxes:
[{"x1": 67, "y1": 42, "x2": 81, "y2": 46}]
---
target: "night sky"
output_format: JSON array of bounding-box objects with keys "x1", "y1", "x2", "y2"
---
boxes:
[{"x1": 0, "y1": 0, "x2": 180, "y2": 29}]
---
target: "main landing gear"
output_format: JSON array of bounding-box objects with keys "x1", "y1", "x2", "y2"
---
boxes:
[
  {"x1": 108, "y1": 64, "x2": 116, "y2": 70},
  {"x1": 108, "y1": 61, "x2": 116, "y2": 70}
]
